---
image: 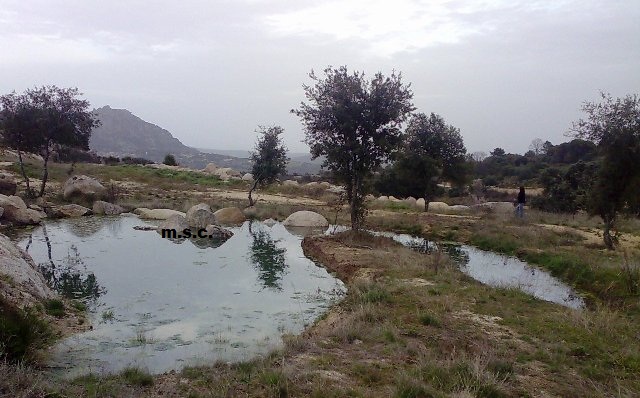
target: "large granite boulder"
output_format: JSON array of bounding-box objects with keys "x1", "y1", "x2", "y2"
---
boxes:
[
  {"x1": 63, "y1": 175, "x2": 106, "y2": 202},
  {"x1": 403, "y1": 197, "x2": 417, "y2": 207},
  {"x1": 203, "y1": 163, "x2": 218, "y2": 173},
  {"x1": 0, "y1": 194, "x2": 42, "y2": 225},
  {"x1": 449, "y1": 205, "x2": 471, "y2": 213},
  {"x1": 49, "y1": 204, "x2": 92, "y2": 218},
  {"x1": 427, "y1": 201, "x2": 450, "y2": 212},
  {"x1": 283, "y1": 211, "x2": 329, "y2": 227},
  {"x1": 242, "y1": 173, "x2": 254, "y2": 182},
  {"x1": 157, "y1": 214, "x2": 190, "y2": 234},
  {"x1": 0, "y1": 172, "x2": 17, "y2": 196},
  {"x1": 134, "y1": 207, "x2": 186, "y2": 220},
  {"x1": 214, "y1": 207, "x2": 246, "y2": 225},
  {"x1": 0, "y1": 233, "x2": 55, "y2": 307},
  {"x1": 93, "y1": 200, "x2": 125, "y2": 215},
  {"x1": 283, "y1": 180, "x2": 299, "y2": 187},
  {"x1": 186, "y1": 203, "x2": 217, "y2": 229}
]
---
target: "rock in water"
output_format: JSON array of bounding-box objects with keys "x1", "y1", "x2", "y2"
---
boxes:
[
  {"x1": 205, "y1": 224, "x2": 234, "y2": 239},
  {"x1": 134, "y1": 208, "x2": 186, "y2": 220},
  {"x1": 63, "y1": 175, "x2": 107, "y2": 202},
  {"x1": 0, "y1": 194, "x2": 42, "y2": 225},
  {"x1": 157, "y1": 215, "x2": 190, "y2": 235},
  {"x1": 93, "y1": 201, "x2": 125, "y2": 215},
  {"x1": 186, "y1": 203, "x2": 217, "y2": 229},
  {"x1": 214, "y1": 207, "x2": 246, "y2": 225},
  {"x1": 49, "y1": 204, "x2": 92, "y2": 218},
  {"x1": 283, "y1": 211, "x2": 329, "y2": 227}
]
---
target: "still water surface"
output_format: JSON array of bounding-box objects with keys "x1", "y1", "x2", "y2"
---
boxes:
[{"x1": 18, "y1": 216, "x2": 345, "y2": 376}]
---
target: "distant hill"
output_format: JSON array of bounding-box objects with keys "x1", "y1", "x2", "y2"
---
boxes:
[
  {"x1": 199, "y1": 148, "x2": 324, "y2": 175},
  {"x1": 90, "y1": 106, "x2": 251, "y2": 171},
  {"x1": 90, "y1": 106, "x2": 324, "y2": 174}
]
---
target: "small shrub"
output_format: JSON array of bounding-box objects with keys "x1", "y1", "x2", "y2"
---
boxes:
[
  {"x1": 44, "y1": 299, "x2": 65, "y2": 318},
  {"x1": 358, "y1": 284, "x2": 391, "y2": 304},
  {"x1": 418, "y1": 313, "x2": 441, "y2": 327},
  {"x1": 121, "y1": 367, "x2": 154, "y2": 386},
  {"x1": 163, "y1": 154, "x2": 177, "y2": 166},
  {"x1": 0, "y1": 299, "x2": 52, "y2": 362}
]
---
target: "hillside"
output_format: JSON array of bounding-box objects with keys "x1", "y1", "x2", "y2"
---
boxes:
[
  {"x1": 90, "y1": 107, "x2": 321, "y2": 174},
  {"x1": 199, "y1": 148, "x2": 324, "y2": 175},
  {"x1": 90, "y1": 106, "x2": 251, "y2": 171}
]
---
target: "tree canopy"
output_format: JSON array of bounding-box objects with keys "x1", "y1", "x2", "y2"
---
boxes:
[
  {"x1": 292, "y1": 66, "x2": 414, "y2": 229},
  {"x1": 248, "y1": 125, "x2": 288, "y2": 206},
  {"x1": 0, "y1": 86, "x2": 99, "y2": 196},
  {"x1": 570, "y1": 92, "x2": 640, "y2": 249},
  {"x1": 382, "y1": 113, "x2": 468, "y2": 210}
]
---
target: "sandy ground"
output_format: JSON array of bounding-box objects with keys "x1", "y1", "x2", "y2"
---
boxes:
[{"x1": 536, "y1": 223, "x2": 640, "y2": 249}]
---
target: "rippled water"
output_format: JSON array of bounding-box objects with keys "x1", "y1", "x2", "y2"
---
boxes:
[{"x1": 17, "y1": 216, "x2": 345, "y2": 376}]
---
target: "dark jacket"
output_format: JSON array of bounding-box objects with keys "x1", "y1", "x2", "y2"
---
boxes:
[{"x1": 517, "y1": 189, "x2": 526, "y2": 204}]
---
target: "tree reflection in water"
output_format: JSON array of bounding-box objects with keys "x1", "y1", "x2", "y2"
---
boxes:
[
  {"x1": 37, "y1": 225, "x2": 105, "y2": 302},
  {"x1": 248, "y1": 222, "x2": 288, "y2": 290}
]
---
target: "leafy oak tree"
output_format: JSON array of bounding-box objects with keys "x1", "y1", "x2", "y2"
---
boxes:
[
  {"x1": 248, "y1": 126, "x2": 288, "y2": 207},
  {"x1": 0, "y1": 86, "x2": 99, "y2": 197},
  {"x1": 571, "y1": 92, "x2": 640, "y2": 249},
  {"x1": 292, "y1": 66, "x2": 414, "y2": 230},
  {"x1": 392, "y1": 113, "x2": 468, "y2": 211}
]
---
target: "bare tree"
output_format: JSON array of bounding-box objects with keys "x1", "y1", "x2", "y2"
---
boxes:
[{"x1": 529, "y1": 138, "x2": 544, "y2": 155}]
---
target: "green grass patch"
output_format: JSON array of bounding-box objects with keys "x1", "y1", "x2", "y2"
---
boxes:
[
  {"x1": 44, "y1": 299, "x2": 65, "y2": 318},
  {"x1": 0, "y1": 299, "x2": 52, "y2": 362},
  {"x1": 121, "y1": 367, "x2": 154, "y2": 387},
  {"x1": 418, "y1": 313, "x2": 441, "y2": 327}
]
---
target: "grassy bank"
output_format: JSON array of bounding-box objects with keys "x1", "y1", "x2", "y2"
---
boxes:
[{"x1": 1, "y1": 232, "x2": 638, "y2": 397}]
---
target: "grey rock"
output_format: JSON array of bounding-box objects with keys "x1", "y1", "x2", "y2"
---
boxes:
[
  {"x1": 0, "y1": 194, "x2": 42, "y2": 225},
  {"x1": 93, "y1": 200, "x2": 125, "y2": 215},
  {"x1": 186, "y1": 203, "x2": 217, "y2": 229},
  {"x1": 134, "y1": 208, "x2": 186, "y2": 220},
  {"x1": 49, "y1": 204, "x2": 92, "y2": 218},
  {"x1": 0, "y1": 172, "x2": 17, "y2": 196},
  {"x1": 63, "y1": 175, "x2": 107, "y2": 202},
  {"x1": 283, "y1": 211, "x2": 329, "y2": 227},
  {"x1": 0, "y1": 233, "x2": 55, "y2": 307},
  {"x1": 213, "y1": 207, "x2": 246, "y2": 225}
]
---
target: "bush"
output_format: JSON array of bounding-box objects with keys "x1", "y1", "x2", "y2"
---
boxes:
[
  {"x1": 0, "y1": 299, "x2": 52, "y2": 362},
  {"x1": 121, "y1": 367, "x2": 154, "y2": 386},
  {"x1": 163, "y1": 154, "x2": 177, "y2": 166},
  {"x1": 44, "y1": 299, "x2": 65, "y2": 318}
]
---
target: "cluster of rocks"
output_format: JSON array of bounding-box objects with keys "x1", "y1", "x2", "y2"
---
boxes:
[
  {"x1": 133, "y1": 203, "x2": 250, "y2": 241},
  {"x1": 201, "y1": 163, "x2": 250, "y2": 182},
  {"x1": 0, "y1": 174, "x2": 125, "y2": 227},
  {"x1": 371, "y1": 195, "x2": 515, "y2": 214}
]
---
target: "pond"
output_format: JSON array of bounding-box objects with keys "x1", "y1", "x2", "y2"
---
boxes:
[
  {"x1": 374, "y1": 231, "x2": 585, "y2": 309},
  {"x1": 17, "y1": 216, "x2": 345, "y2": 377}
]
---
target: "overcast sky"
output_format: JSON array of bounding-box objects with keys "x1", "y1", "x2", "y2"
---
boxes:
[{"x1": 1, "y1": 0, "x2": 638, "y2": 154}]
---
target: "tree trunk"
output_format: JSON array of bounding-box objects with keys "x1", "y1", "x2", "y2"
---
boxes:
[
  {"x1": 38, "y1": 148, "x2": 50, "y2": 197},
  {"x1": 17, "y1": 149, "x2": 32, "y2": 197},
  {"x1": 248, "y1": 179, "x2": 259, "y2": 207},
  {"x1": 603, "y1": 214, "x2": 615, "y2": 250}
]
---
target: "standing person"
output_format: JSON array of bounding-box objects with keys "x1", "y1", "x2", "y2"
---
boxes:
[{"x1": 516, "y1": 186, "x2": 526, "y2": 218}]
